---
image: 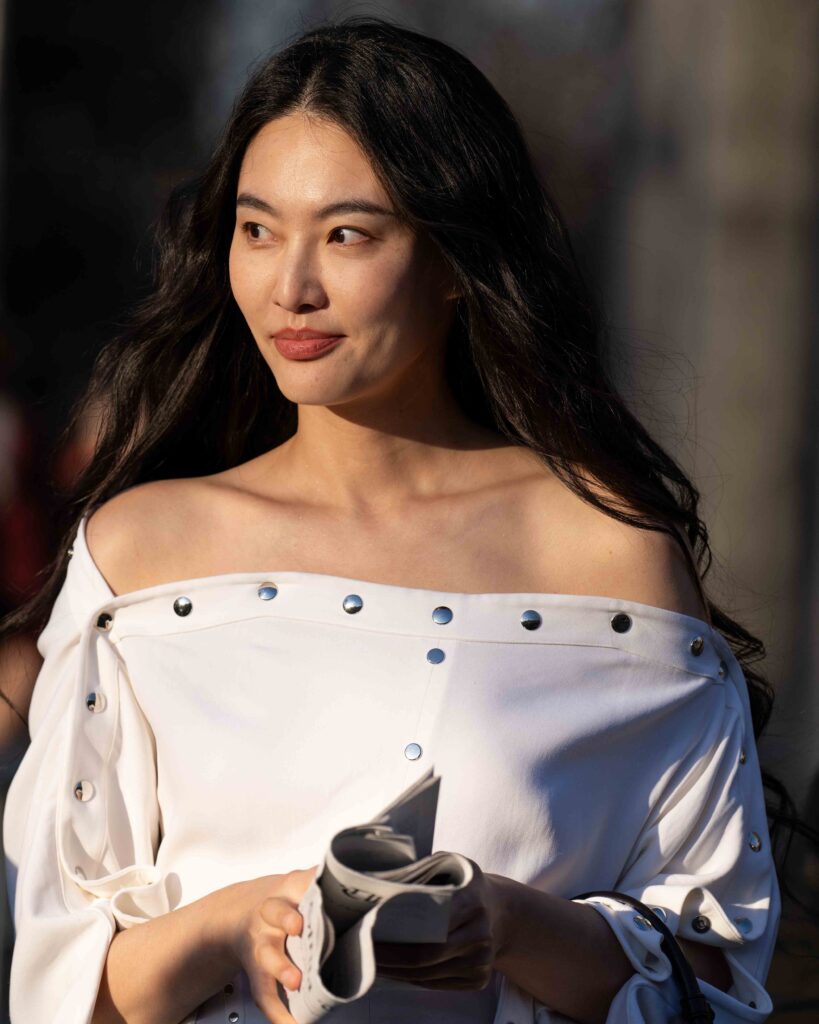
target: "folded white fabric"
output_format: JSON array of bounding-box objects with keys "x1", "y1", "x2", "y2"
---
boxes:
[{"x1": 571, "y1": 895, "x2": 773, "y2": 1023}]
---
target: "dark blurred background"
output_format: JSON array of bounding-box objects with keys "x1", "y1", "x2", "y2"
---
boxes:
[{"x1": 0, "y1": 0, "x2": 817, "y2": 1019}]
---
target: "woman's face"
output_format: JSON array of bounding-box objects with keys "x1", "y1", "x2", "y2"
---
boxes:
[{"x1": 229, "y1": 111, "x2": 459, "y2": 408}]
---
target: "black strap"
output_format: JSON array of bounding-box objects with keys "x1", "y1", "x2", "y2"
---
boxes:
[{"x1": 573, "y1": 890, "x2": 715, "y2": 1024}]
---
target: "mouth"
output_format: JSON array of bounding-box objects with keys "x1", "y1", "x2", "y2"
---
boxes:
[{"x1": 272, "y1": 334, "x2": 345, "y2": 360}]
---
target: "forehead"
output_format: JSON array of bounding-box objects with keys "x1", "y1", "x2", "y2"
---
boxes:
[{"x1": 238, "y1": 113, "x2": 386, "y2": 203}]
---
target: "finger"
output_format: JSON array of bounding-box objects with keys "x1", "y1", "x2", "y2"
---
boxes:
[
  {"x1": 446, "y1": 890, "x2": 483, "y2": 931},
  {"x1": 281, "y1": 866, "x2": 319, "y2": 900},
  {"x1": 405, "y1": 974, "x2": 495, "y2": 991},
  {"x1": 259, "y1": 897, "x2": 303, "y2": 935},
  {"x1": 374, "y1": 941, "x2": 462, "y2": 968},
  {"x1": 274, "y1": 981, "x2": 301, "y2": 1023},
  {"x1": 452, "y1": 898, "x2": 487, "y2": 930},
  {"x1": 374, "y1": 918, "x2": 491, "y2": 967},
  {"x1": 378, "y1": 956, "x2": 495, "y2": 992},
  {"x1": 248, "y1": 974, "x2": 297, "y2": 1024},
  {"x1": 377, "y1": 947, "x2": 495, "y2": 988},
  {"x1": 445, "y1": 861, "x2": 486, "y2": 929},
  {"x1": 257, "y1": 941, "x2": 303, "y2": 991}
]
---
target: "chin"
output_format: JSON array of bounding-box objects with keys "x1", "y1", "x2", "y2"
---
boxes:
[{"x1": 274, "y1": 380, "x2": 362, "y2": 408}]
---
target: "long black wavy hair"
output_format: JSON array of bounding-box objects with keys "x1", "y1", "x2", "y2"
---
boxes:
[{"x1": 2, "y1": 14, "x2": 815, "y2": 890}]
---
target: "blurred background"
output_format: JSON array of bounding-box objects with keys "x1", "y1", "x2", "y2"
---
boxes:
[{"x1": 0, "y1": 0, "x2": 816, "y2": 1018}]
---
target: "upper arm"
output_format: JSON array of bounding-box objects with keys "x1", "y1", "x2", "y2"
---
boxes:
[
  {"x1": 0, "y1": 632, "x2": 41, "y2": 758},
  {"x1": 550, "y1": 490, "x2": 751, "y2": 996}
]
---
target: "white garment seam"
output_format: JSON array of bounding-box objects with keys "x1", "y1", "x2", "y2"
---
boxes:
[{"x1": 110, "y1": 616, "x2": 729, "y2": 682}]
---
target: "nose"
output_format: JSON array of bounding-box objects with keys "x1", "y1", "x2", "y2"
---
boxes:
[{"x1": 273, "y1": 242, "x2": 328, "y2": 314}]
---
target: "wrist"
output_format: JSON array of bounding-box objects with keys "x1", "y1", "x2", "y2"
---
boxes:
[
  {"x1": 199, "y1": 880, "x2": 249, "y2": 973},
  {"x1": 486, "y1": 872, "x2": 518, "y2": 968}
]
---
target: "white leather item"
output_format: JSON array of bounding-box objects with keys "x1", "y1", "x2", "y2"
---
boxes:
[{"x1": 3, "y1": 514, "x2": 779, "y2": 1023}]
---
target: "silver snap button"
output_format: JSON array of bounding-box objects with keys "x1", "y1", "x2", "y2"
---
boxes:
[
  {"x1": 690, "y1": 635, "x2": 705, "y2": 656},
  {"x1": 228, "y1": 1014, "x2": 239, "y2": 1023},
  {"x1": 692, "y1": 915, "x2": 711, "y2": 933},
  {"x1": 173, "y1": 596, "x2": 193, "y2": 617},
  {"x1": 748, "y1": 831, "x2": 762, "y2": 852},
  {"x1": 426, "y1": 648, "x2": 445, "y2": 664},
  {"x1": 73, "y1": 780, "x2": 95, "y2": 801},
  {"x1": 432, "y1": 606, "x2": 453, "y2": 625},
  {"x1": 342, "y1": 594, "x2": 363, "y2": 614},
  {"x1": 520, "y1": 609, "x2": 542, "y2": 630},
  {"x1": 632, "y1": 915, "x2": 651, "y2": 931},
  {"x1": 257, "y1": 584, "x2": 278, "y2": 601},
  {"x1": 96, "y1": 612, "x2": 113, "y2": 631},
  {"x1": 67, "y1": 546, "x2": 75, "y2": 559},
  {"x1": 718, "y1": 659, "x2": 728, "y2": 678},
  {"x1": 651, "y1": 906, "x2": 667, "y2": 923},
  {"x1": 734, "y1": 917, "x2": 752, "y2": 935},
  {"x1": 85, "y1": 691, "x2": 106, "y2": 713},
  {"x1": 404, "y1": 742, "x2": 423, "y2": 761},
  {"x1": 610, "y1": 613, "x2": 632, "y2": 633}
]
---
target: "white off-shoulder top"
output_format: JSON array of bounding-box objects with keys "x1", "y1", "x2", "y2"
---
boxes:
[{"x1": 3, "y1": 513, "x2": 779, "y2": 1024}]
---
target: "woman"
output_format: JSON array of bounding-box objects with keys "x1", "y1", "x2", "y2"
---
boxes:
[{"x1": 1, "y1": 16, "x2": 779, "y2": 1024}]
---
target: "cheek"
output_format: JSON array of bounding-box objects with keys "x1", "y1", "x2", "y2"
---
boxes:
[
  {"x1": 228, "y1": 236, "x2": 262, "y2": 323},
  {"x1": 341, "y1": 249, "x2": 427, "y2": 331}
]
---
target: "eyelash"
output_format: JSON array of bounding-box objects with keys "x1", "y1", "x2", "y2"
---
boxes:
[{"x1": 241, "y1": 222, "x2": 370, "y2": 246}]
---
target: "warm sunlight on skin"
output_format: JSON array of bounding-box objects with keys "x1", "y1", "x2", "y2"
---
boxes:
[{"x1": 228, "y1": 112, "x2": 460, "y2": 411}]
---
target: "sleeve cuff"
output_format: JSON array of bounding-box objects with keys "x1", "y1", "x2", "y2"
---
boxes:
[{"x1": 572, "y1": 897, "x2": 774, "y2": 1023}]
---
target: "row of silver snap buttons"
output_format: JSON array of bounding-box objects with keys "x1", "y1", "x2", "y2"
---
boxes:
[
  {"x1": 635, "y1": 908, "x2": 752, "y2": 936},
  {"x1": 92, "y1": 586, "x2": 720, "y2": 659},
  {"x1": 75, "y1": 672, "x2": 109, "y2": 805},
  {"x1": 224, "y1": 980, "x2": 239, "y2": 1023}
]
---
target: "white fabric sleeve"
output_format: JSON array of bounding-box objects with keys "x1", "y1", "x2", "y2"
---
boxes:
[
  {"x1": 566, "y1": 651, "x2": 780, "y2": 1024},
  {"x1": 3, "y1": 557, "x2": 172, "y2": 1023}
]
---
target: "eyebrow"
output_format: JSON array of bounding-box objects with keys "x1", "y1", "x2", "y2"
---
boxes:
[{"x1": 236, "y1": 192, "x2": 396, "y2": 220}]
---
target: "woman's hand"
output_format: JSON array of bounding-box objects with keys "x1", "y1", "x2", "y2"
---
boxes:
[
  {"x1": 372, "y1": 858, "x2": 509, "y2": 991},
  {"x1": 226, "y1": 867, "x2": 318, "y2": 1022}
]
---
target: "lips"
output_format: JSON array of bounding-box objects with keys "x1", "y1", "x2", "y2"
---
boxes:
[
  {"x1": 274, "y1": 328, "x2": 342, "y2": 339},
  {"x1": 272, "y1": 334, "x2": 344, "y2": 360}
]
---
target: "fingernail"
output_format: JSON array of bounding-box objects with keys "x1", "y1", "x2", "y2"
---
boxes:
[
  {"x1": 285, "y1": 912, "x2": 300, "y2": 931},
  {"x1": 283, "y1": 968, "x2": 299, "y2": 989}
]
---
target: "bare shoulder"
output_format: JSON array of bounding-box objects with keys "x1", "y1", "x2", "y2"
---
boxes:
[
  {"x1": 521, "y1": 470, "x2": 709, "y2": 620},
  {"x1": 84, "y1": 478, "x2": 224, "y2": 596},
  {"x1": 589, "y1": 514, "x2": 708, "y2": 620}
]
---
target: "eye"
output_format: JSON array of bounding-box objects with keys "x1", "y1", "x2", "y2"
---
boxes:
[
  {"x1": 242, "y1": 221, "x2": 271, "y2": 241},
  {"x1": 329, "y1": 226, "x2": 369, "y2": 246}
]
